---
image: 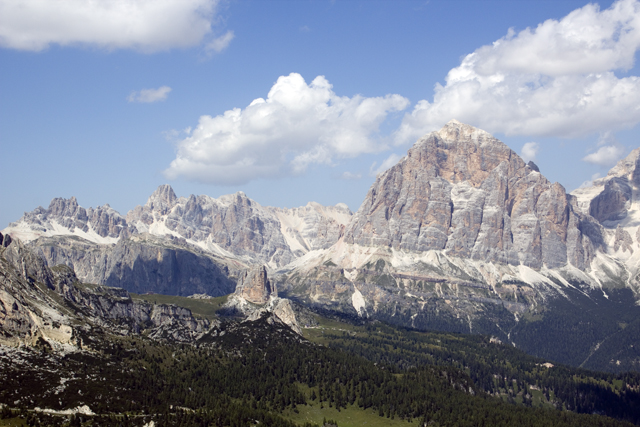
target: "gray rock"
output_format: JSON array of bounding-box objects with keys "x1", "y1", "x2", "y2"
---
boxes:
[
  {"x1": 6, "y1": 197, "x2": 133, "y2": 240},
  {"x1": 614, "y1": 225, "x2": 634, "y2": 253},
  {"x1": 31, "y1": 234, "x2": 238, "y2": 297},
  {"x1": 0, "y1": 237, "x2": 216, "y2": 346},
  {"x1": 266, "y1": 202, "x2": 352, "y2": 254},
  {"x1": 146, "y1": 184, "x2": 177, "y2": 215},
  {"x1": 235, "y1": 265, "x2": 275, "y2": 304},
  {"x1": 589, "y1": 177, "x2": 632, "y2": 223},
  {"x1": 345, "y1": 120, "x2": 596, "y2": 269}
]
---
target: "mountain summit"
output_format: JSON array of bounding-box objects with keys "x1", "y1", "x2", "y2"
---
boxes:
[
  {"x1": 5, "y1": 120, "x2": 640, "y2": 372},
  {"x1": 346, "y1": 119, "x2": 601, "y2": 269}
]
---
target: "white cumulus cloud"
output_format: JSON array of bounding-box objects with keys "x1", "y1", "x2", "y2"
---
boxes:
[
  {"x1": 583, "y1": 145, "x2": 626, "y2": 166},
  {"x1": 520, "y1": 142, "x2": 539, "y2": 163},
  {"x1": 395, "y1": 0, "x2": 640, "y2": 144},
  {"x1": 164, "y1": 73, "x2": 409, "y2": 185},
  {"x1": 582, "y1": 131, "x2": 626, "y2": 166},
  {"x1": 128, "y1": 86, "x2": 172, "y2": 103},
  {"x1": 0, "y1": 0, "x2": 222, "y2": 52}
]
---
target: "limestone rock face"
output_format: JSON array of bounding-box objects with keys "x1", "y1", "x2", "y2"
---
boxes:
[
  {"x1": 30, "y1": 234, "x2": 238, "y2": 297},
  {"x1": 589, "y1": 177, "x2": 632, "y2": 223},
  {"x1": 243, "y1": 298, "x2": 302, "y2": 335},
  {"x1": 266, "y1": 203, "x2": 352, "y2": 256},
  {"x1": 5, "y1": 197, "x2": 133, "y2": 243},
  {"x1": 0, "y1": 237, "x2": 216, "y2": 347},
  {"x1": 235, "y1": 265, "x2": 275, "y2": 304},
  {"x1": 613, "y1": 225, "x2": 633, "y2": 253},
  {"x1": 571, "y1": 147, "x2": 640, "y2": 271},
  {"x1": 128, "y1": 190, "x2": 294, "y2": 267},
  {"x1": 127, "y1": 188, "x2": 351, "y2": 268},
  {"x1": 573, "y1": 148, "x2": 640, "y2": 225},
  {"x1": 146, "y1": 184, "x2": 177, "y2": 215},
  {"x1": 345, "y1": 120, "x2": 599, "y2": 269},
  {"x1": 4, "y1": 186, "x2": 351, "y2": 296}
]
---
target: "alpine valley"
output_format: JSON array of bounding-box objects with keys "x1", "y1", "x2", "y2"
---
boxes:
[{"x1": 3, "y1": 120, "x2": 640, "y2": 426}]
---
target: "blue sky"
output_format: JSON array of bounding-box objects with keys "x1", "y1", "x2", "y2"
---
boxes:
[{"x1": 2, "y1": 0, "x2": 639, "y2": 228}]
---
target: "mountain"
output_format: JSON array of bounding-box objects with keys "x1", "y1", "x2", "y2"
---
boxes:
[
  {"x1": 278, "y1": 120, "x2": 640, "y2": 372},
  {"x1": 0, "y1": 234, "x2": 218, "y2": 347},
  {"x1": 3, "y1": 185, "x2": 352, "y2": 296},
  {"x1": 1, "y1": 235, "x2": 639, "y2": 427},
  {"x1": 571, "y1": 148, "x2": 640, "y2": 274},
  {"x1": 4, "y1": 120, "x2": 640, "y2": 372},
  {"x1": 345, "y1": 119, "x2": 599, "y2": 269}
]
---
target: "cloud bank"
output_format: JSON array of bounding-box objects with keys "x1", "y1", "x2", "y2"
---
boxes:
[
  {"x1": 128, "y1": 86, "x2": 172, "y2": 103},
  {"x1": 583, "y1": 132, "x2": 627, "y2": 166},
  {"x1": 520, "y1": 142, "x2": 539, "y2": 163},
  {"x1": 396, "y1": 0, "x2": 640, "y2": 145},
  {"x1": 165, "y1": 73, "x2": 409, "y2": 185},
  {"x1": 0, "y1": 0, "x2": 222, "y2": 52}
]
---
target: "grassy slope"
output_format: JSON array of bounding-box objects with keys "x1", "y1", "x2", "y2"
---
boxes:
[{"x1": 130, "y1": 293, "x2": 228, "y2": 320}]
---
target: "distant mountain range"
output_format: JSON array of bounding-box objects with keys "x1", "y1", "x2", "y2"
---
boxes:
[{"x1": 5, "y1": 119, "x2": 640, "y2": 372}]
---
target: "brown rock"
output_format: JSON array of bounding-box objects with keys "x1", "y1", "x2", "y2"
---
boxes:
[
  {"x1": 236, "y1": 265, "x2": 275, "y2": 304},
  {"x1": 614, "y1": 225, "x2": 634, "y2": 253},
  {"x1": 345, "y1": 120, "x2": 599, "y2": 269}
]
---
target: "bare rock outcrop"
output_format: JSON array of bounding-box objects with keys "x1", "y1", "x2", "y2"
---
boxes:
[
  {"x1": 267, "y1": 202, "x2": 352, "y2": 255},
  {"x1": 5, "y1": 196, "x2": 133, "y2": 243},
  {"x1": 128, "y1": 190, "x2": 295, "y2": 267},
  {"x1": 235, "y1": 265, "x2": 275, "y2": 304},
  {"x1": 571, "y1": 147, "x2": 640, "y2": 268},
  {"x1": 223, "y1": 265, "x2": 304, "y2": 334},
  {"x1": 0, "y1": 236, "x2": 217, "y2": 346},
  {"x1": 30, "y1": 234, "x2": 238, "y2": 297},
  {"x1": 589, "y1": 177, "x2": 632, "y2": 223},
  {"x1": 345, "y1": 120, "x2": 600, "y2": 269},
  {"x1": 614, "y1": 225, "x2": 634, "y2": 253}
]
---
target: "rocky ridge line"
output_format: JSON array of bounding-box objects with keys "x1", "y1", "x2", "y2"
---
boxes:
[{"x1": 345, "y1": 119, "x2": 602, "y2": 270}]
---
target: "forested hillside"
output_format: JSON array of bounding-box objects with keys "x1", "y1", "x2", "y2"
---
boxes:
[{"x1": 1, "y1": 312, "x2": 637, "y2": 427}]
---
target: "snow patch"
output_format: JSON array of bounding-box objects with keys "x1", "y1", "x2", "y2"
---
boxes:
[
  {"x1": 34, "y1": 405, "x2": 94, "y2": 416},
  {"x1": 352, "y1": 286, "x2": 366, "y2": 316},
  {"x1": 3, "y1": 219, "x2": 118, "y2": 245}
]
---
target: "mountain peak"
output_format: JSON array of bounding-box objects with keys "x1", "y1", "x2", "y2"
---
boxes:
[
  {"x1": 346, "y1": 121, "x2": 597, "y2": 270},
  {"x1": 435, "y1": 119, "x2": 492, "y2": 145},
  {"x1": 607, "y1": 147, "x2": 640, "y2": 184},
  {"x1": 146, "y1": 184, "x2": 177, "y2": 213}
]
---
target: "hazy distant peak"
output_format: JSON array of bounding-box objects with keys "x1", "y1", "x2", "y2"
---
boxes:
[{"x1": 146, "y1": 184, "x2": 177, "y2": 213}]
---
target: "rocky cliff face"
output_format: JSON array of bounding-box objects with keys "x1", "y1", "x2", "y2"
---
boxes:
[
  {"x1": 278, "y1": 121, "x2": 639, "y2": 365},
  {"x1": 0, "y1": 235, "x2": 217, "y2": 348},
  {"x1": 3, "y1": 186, "x2": 351, "y2": 295},
  {"x1": 223, "y1": 265, "x2": 306, "y2": 334},
  {"x1": 127, "y1": 186, "x2": 352, "y2": 268},
  {"x1": 571, "y1": 147, "x2": 640, "y2": 277},
  {"x1": 127, "y1": 187, "x2": 295, "y2": 267},
  {"x1": 30, "y1": 233, "x2": 239, "y2": 297},
  {"x1": 235, "y1": 265, "x2": 275, "y2": 304},
  {"x1": 572, "y1": 148, "x2": 640, "y2": 224},
  {"x1": 267, "y1": 202, "x2": 352, "y2": 256},
  {"x1": 6, "y1": 197, "x2": 133, "y2": 244},
  {"x1": 345, "y1": 120, "x2": 601, "y2": 270}
]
